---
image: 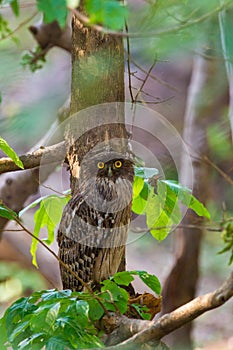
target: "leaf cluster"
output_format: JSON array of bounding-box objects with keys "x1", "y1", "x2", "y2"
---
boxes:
[
  {"x1": 0, "y1": 270, "x2": 161, "y2": 349},
  {"x1": 219, "y1": 221, "x2": 233, "y2": 265},
  {"x1": 132, "y1": 167, "x2": 210, "y2": 241},
  {"x1": 0, "y1": 289, "x2": 104, "y2": 350},
  {"x1": 18, "y1": 194, "x2": 71, "y2": 267},
  {"x1": 21, "y1": 47, "x2": 47, "y2": 73}
]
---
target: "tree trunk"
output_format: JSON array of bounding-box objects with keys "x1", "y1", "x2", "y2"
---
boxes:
[{"x1": 58, "y1": 5, "x2": 132, "y2": 291}]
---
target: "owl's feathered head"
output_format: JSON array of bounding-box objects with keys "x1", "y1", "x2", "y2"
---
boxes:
[
  {"x1": 80, "y1": 151, "x2": 134, "y2": 183},
  {"x1": 78, "y1": 151, "x2": 134, "y2": 212}
]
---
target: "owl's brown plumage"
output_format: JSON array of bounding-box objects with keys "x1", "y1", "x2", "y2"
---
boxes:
[{"x1": 57, "y1": 152, "x2": 134, "y2": 291}]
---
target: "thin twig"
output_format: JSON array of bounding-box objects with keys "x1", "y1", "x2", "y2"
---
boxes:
[
  {"x1": 0, "y1": 11, "x2": 38, "y2": 42},
  {"x1": 130, "y1": 223, "x2": 221, "y2": 234},
  {"x1": 135, "y1": 96, "x2": 174, "y2": 104},
  {"x1": 125, "y1": 22, "x2": 134, "y2": 103},
  {"x1": 203, "y1": 155, "x2": 233, "y2": 186},
  {"x1": 130, "y1": 57, "x2": 178, "y2": 92},
  {"x1": 134, "y1": 57, "x2": 157, "y2": 101},
  {"x1": 131, "y1": 86, "x2": 161, "y2": 100}
]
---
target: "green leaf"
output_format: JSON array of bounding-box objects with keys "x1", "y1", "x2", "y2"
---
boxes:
[
  {"x1": 144, "y1": 190, "x2": 161, "y2": 229},
  {"x1": 0, "y1": 14, "x2": 11, "y2": 40},
  {"x1": 36, "y1": 0, "x2": 68, "y2": 27},
  {"x1": 5, "y1": 297, "x2": 35, "y2": 330},
  {"x1": 17, "y1": 333, "x2": 45, "y2": 350},
  {"x1": 130, "y1": 270, "x2": 161, "y2": 295},
  {"x1": 132, "y1": 181, "x2": 150, "y2": 215},
  {"x1": 30, "y1": 195, "x2": 69, "y2": 267},
  {"x1": 0, "y1": 137, "x2": 24, "y2": 169},
  {"x1": 9, "y1": 320, "x2": 30, "y2": 343},
  {"x1": 46, "y1": 336, "x2": 73, "y2": 350},
  {"x1": 0, "y1": 318, "x2": 8, "y2": 349},
  {"x1": 21, "y1": 48, "x2": 46, "y2": 72},
  {"x1": 41, "y1": 289, "x2": 72, "y2": 301},
  {"x1": 161, "y1": 180, "x2": 210, "y2": 219},
  {"x1": 19, "y1": 193, "x2": 71, "y2": 218},
  {"x1": 45, "y1": 302, "x2": 60, "y2": 326},
  {"x1": 157, "y1": 181, "x2": 181, "y2": 224},
  {"x1": 134, "y1": 167, "x2": 159, "y2": 179},
  {"x1": 0, "y1": 0, "x2": 19, "y2": 16},
  {"x1": 131, "y1": 303, "x2": 151, "y2": 320},
  {"x1": 101, "y1": 280, "x2": 128, "y2": 314},
  {"x1": 85, "y1": 0, "x2": 128, "y2": 30},
  {"x1": 19, "y1": 195, "x2": 50, "y2": 217},
  {"x1": 75, "y1": 300, "x2": 90, "y2": 327},
  {"x1": 132, "y1": 193, "x2": 147, "y2": 215},
  {"x1": 133, "y1": 176, "x2": 144, "y2": 197},
  {"x1": 113, "y1": 271, "x2": 134, "y2": 286},
  {"x1": 10, "y1": 0, "x2": 19, "y2": 16},
  {"x1": 87, "y1": 298, "x2": 105, "y2": 321},
  {"x1": 0, "y1": 204, "x2": 17, "y2": 220},
  {"x1": 149, "y1": 210, "x2": 173, "y2": 241}
]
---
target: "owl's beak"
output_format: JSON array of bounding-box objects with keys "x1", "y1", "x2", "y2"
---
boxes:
[{"x1": 108, "y1": 167, "x2": 113, "y2": 177}]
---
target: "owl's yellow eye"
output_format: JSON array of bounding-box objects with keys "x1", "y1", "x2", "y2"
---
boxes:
[
  {"x1": 97, "y1": 162, "x2": 105, "y2": 169},
  {"x1": 114, "y1": 160, "x2": 122, "y2": 168}
]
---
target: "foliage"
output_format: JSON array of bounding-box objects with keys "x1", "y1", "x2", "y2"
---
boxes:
[
  {"x1": 85, "y1": 0, "x2": 128, "y2": 30},
  {"x1": 37, "y1": 0, "x2": 68, "y2": 28},
  {"x1": 0, "y1": 270, "x2": 161, "y2": 349},
  {"x1": 0, "y1": 202, "x2": 18, "y2": 220},
  {"x1": 0, "y1": 13, "x2": 12, "y2": 40},
  {"x1": 0, "y1": 0, "x2": 19, "y2": 16},
  {"x1": 132, "y1": 167, "x2": 210, "y2": 241},
  {"x1": 0, "y1": 289, "x2": 104, "y2": 349},
  {"x1": 21, "y1": 47, "x2": 47, "y2": 73},
  {"x1": 0, "y1": 137, "x2": 24, "y2": 169},
  {"x1": 19, "y1": 194, "x2": 71, "y2": 267},
  {"x1": 219, "y1": 220, "x2": 233, "y2": 265},
  {"x1": 0, "y1": 0, "x2": 232, "y2": 346}
]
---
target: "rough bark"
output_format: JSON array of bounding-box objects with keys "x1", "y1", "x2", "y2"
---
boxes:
[
  {"x1": 58, "y1": 4, "x2": 130, "y2": 291},
  {"x1": 68, "y1": 5, "x2": 126, "y2": 189},
  {"x1": 162, "y1": 54, "x2": 227, "y2": 349}
]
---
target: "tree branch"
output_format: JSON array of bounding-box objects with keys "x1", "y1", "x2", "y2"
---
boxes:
[
  {"x1": 100, "y1": 272, "x2": 233, "y2": 348},
  {"x1": 0, "y1": 115, "x2": 65, "y2": 236},
  {"x1": 0, "y1": 141, "x2": 66, "y2": 174},
  {"x1": 70, "y1": 2, "x2": 230, "y2": 38}
]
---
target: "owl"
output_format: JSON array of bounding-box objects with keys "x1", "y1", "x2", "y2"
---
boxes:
[{"x1": 57, "y1": 151, "x2": 134, "y2": 291}]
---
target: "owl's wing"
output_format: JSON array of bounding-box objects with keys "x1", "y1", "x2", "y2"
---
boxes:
[
  {"x1": 57, "y1": 194, "x2": 99, "y2": 291},
  {"x1": 57, "y1": 194, "x2": 130, "y2": 291}
]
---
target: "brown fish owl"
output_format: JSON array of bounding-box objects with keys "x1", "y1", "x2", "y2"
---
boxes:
[{"x1": 57, "y1": 151, "x2": 134, "y2": 291}]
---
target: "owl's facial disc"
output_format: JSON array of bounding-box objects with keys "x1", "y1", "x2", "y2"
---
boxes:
[{"x1": 96, "y1": 159, "x2": 123, "y2": 177}]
